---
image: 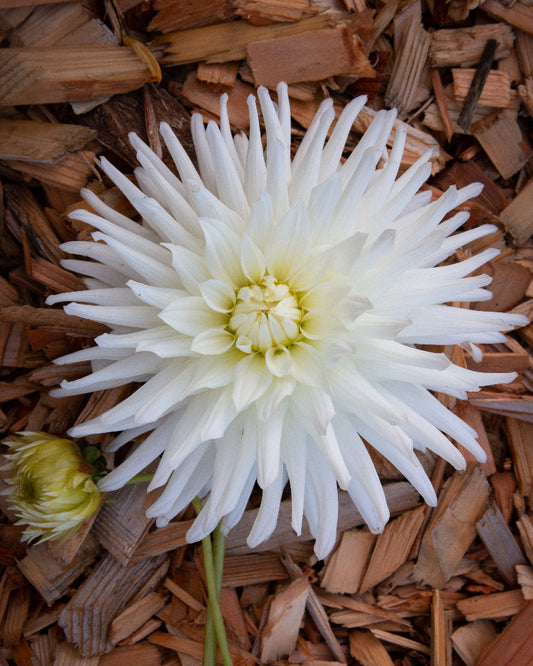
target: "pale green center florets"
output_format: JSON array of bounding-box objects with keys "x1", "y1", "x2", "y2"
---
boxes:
[{"x1": 228, "y1": 275, "x2": 302, "y2": 353}]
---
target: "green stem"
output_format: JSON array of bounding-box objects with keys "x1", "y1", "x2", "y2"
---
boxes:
[
  {"x1": 192, "y1": 498, "x2": 232, "y2": 666},
  {"x1": 213, "y1": 522, "x2": 226, "y2": 596}
]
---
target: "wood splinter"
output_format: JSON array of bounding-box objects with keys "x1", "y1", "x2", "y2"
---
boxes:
[{"x1": 457, "y1": 39, "x2": 499, "y2": 132}]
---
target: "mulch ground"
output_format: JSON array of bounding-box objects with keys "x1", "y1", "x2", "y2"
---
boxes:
[{"x1": 2, "y1": 0, "x2": 533, "y2": 664}]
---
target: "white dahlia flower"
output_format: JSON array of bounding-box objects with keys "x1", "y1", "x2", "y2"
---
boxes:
[{"x1": 47, "y1": 83, "x2": 526, "y2": 558}]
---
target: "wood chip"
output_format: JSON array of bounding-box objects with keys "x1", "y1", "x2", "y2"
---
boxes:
[
  {"x1": 500, "y1": 177, "x2": 533, "y2": 246},
  {"x1": 99, "y1": 643, "x2": 163, "y2": 666},
  {"x1": 222, "y1": 552, "x2": 289, "y2": 587},
  {"x1": 0, "y1": 120, "x2": 96, "y2": 163},
  {"x1": 58, "y1": 554, "x2": 168, "y2": 656},
  {"x1": 451, "y1": 620, "x2": 498, "y2": 666},
  {"x1": 148, "y1": 0, "x2": 234, "y2": 33},
  {"x1": 156, "y1": 14, "x2": 334, "y2": 65},
  {"x1": 0, "y1": 46, "x2": 159, "y2": 107},
  {"x1": 414, "y1": 465, "x2": 489, "y2": 588},
  {"x1": 247, "y1": 27, "x2": 375, "y2": 88},
  {"x1": 429, "y1": 24, "x2": 514, "y2": 68},
  {"x1": 456, "y1": 589, "x2": 525, "y2": 621},
  {"x1": 385, "y1": 9, "x2": 430, "y2": 117},
  {"x1": 431, "y1": 589, "x2": 451, "y2": 666},
  {"x1": 349, "y1": 629, "x2": 394, "y2": 666},
  {"x1": 472, "y1": 109, "x2": 530, "y2": 180},
  {"x1": 108, "y1": 591, "x2": 168, "y2": 645},
  {"x1": 260, "y1": 577, "x2": 309, "y2": 662},
  {"x1": 181, "y1": 72, "x2": 254, "y2": 128},
  {"x1": 476, "y1": 503, "x2": 527, "y2": 585},
  {"x1": 453, "y1": 69, "x2": 513, "y2": 109},
  {"x1": 17, "y1": 535, "x2": 100, "y2": 606},
  {"x1": 477, "y1": 599, "x2": 533, "y2": 665},
  {"x1": 321, "y1": 529, "x2": 375, "y2": 594},
  {"x1": 359, "y1": 506, "x2": 426, "y2": 593},
  {"x1": 482, "y1": 0, "x2": 533, "y2": 36},
  {"x1": 92, "y1": 477, "x2": 155, "y2": 566}
]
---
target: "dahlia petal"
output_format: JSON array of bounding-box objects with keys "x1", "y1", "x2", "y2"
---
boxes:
[
  {"x1": 247, "y1": 464, "x2": 285, "y2": 548},
  {"x1": 214, "y1": 419, "x2": 257, "y2": 517},
  {"x1": 96, "y1": 361, "x2": 190, "y2": 427},
  {"x1": 160, "y1": 121, "x2": 202, "y2": 186},
  {"x1": 159, "y1": 448, "x2": 215, "y2": 527},
  {"x1": 306, "y1": 441, "x2": 339, "y2": 559},
  {"x1": 127, "y1": 281, "x2": 184, "y2": 308},
  {"x1": 60, "y1": 258, "x2": 126, "y2": 286},
  {"x1": 147, "y1": 439, "x2": 211, "y2": 519},
  {"x1": 60, "y1": 240, "x2": 142, "y2": 280},
  {"x1": 256, "y1": 406, "x2": 286, "y2": 488},
  {"x1": 191, "y1": 113, "x2": 217, "y2": 193},
  {"x1": 289, "y1": 106, "x2": 335, "y2": 205},
  {"x1": 221, "y1": 465, "x2": 257, "y2": 534},
  {"x1": 358, "y1": 419, "x2": 438, "y2": 507},
  {"x1": 244, "y1": 95, "x2": 267, "y2": 204},
  {"x1": 232, "y1": 354, "x2": 273, "y2": 411},
  {"x1": 199, "y1": 279, "x2": 236, "y2": 313},
  {"x1": 246, "y1": 204, "x2": 274, "y2": 263},
  {"x1": 315, "y1": 422, "x2": 351, "y2": 490},
  {"x1": 334, "y1": 414, "x2": 389, "y2": 531},
  {"x1": 319, "y1": 95, "x2": 367, "y2": 182},
  {"x1": 134, "y1": 365, "x2": 199, "y2": 425},
  {"x1": 92, "y1": 232, "x2": 178, "y2": 288},
  {"x1": 46, "y1": 288, "x2": 138, "y2": 307},
  {"x1": 330, "y1": 148, "x2": 376, "y2": 239},
  {"x1": 99, "y1": 156, "x2": 146, "y2": 203},
  {"x1": 255, "y1": 378, "x2": 295, "y2": 421},
  {"x1": 200, "y1": 218, "x2": 246, "y2": 287},
  {"x1": 240, "y1": 233, "x2": 266, "y2": 283},
  {"x1": 265, "y1": 345, "x2": 292, "y2": 377},
  {"x1": 276, "y1": 82, "x2": 292, "y2": 152},
  {"x1": 56, "y1": 352, "x2": 162, "y2": 396},
  {"x1": 206, "y1": 120, "x2": 249, "y2": 219},
  {"x1": 159, "y1": 296, "x2": 227, "y2": 336},
  {"x1": 64, "y1": 302, "x2": 161, "y2": 328},
  {"x1": 367, "y1": 162, "x2": 433, "y2": 241},
  {"x1": 165, "y1": 389, "x2": 237, "y2": 473},
  {"x1": 52, "y1": 346, "x2": 130, "y2": 365},
  {"x1": 289, "y1": 342, "x2": 328, "y2": 388},
  {"x1": 338, "y1": 109, "x2": 395, "y2": 188},
  {"x1": 291, "y1": 97, "x2": 333, "y2": 176},
  {"x1": 133, "y1": 196, "x2": 201, "y2": 247},
  {"x1": 307, "y1": 174, "x2": 342, "y2": 241},
  {"x1": 164, "y1": 244, "x2": 209, "y2": 295},
  {"x1": 359, "y1": 125, "x2": 407, "y2": 219},
  {"x1": 190, "y1": 329, "x2": 234, "y2": 355},
  {"x1": 97, "y1": 325, "x2": 185, "y2": 350},
  {"x1": 69, "y1": 209, "x2": 169, "y2": 262},
  {"x1": 98, "y1": 416, "x2": 178, "y2": 491},
  {"x1": 258, "y1": 85, "x2": 287, "y2": 154},
  {"x1": 282, "y1": 415, "x2": 307, "y2": 534},
  {"x1": 219, "y1": 93, "x2": 246, "y2": 181},
  {"x1": 80, "y1": 187, "x2": 155, "y2": 240},
  {"x1": 266, "y1": 140, "x2": 289, "y2": 220}
]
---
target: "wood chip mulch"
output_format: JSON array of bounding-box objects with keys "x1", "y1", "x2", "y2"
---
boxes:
[{"x1": 2, "y1": 0, "x2": 533, "y2": 664}]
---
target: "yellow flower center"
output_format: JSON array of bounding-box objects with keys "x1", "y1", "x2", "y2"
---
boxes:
[{"x1": 229, "y1": 275, "x2": 302, "y2": 353}]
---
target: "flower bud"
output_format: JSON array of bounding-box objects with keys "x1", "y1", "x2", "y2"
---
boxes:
[{"x1": 2, "y1": 431, "x2": 102, "y2": 543}]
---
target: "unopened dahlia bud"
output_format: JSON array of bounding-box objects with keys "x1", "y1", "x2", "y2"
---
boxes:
[{"x1": 2, "y1": 431, "x2": 102, "y2": 543}]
